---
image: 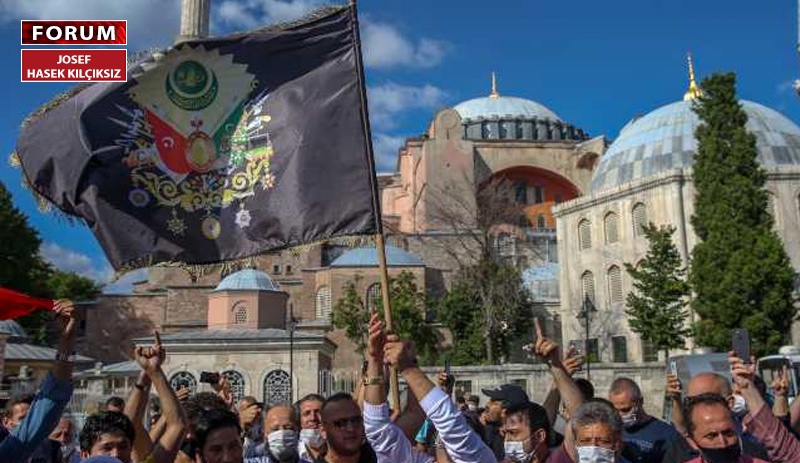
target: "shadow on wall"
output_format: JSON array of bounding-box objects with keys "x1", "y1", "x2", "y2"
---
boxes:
[{"x1": 77, "y1": 297, "x2": 157, "y2": 362}]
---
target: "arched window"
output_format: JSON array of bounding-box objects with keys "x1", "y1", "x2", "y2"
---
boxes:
[
  {"x1": 233, "y1": 303, "x2": 248, "y2": 324},
  {"x1": 604, "y1": 212, "x2": 619, "y2": 244},
  {"x1": 222, "y1": 370, "x2": 246, "y2": 403},
  {"x1": 578, "y1": 219, "x2": 592, "y2": 250},
  {"x1": 315, "y1": 286, "x2": 331, "y2": 320},
  {"x1": 169, "y1": 371, "x2": 197, "y2": 393},
  {"x1": 263, "y1": 369, "x2": 291, "y2": 405},
  {"x1": 366, "y1": 283, "x2": 382, "y2": 311},
  {"x1": 632, "y1": 203, "x2": 647, "y2": 236},
  {"x1": 536, "y1": 214, "x2": 547, "y2": 229},
  {"x1": 581, "y1": 271, "x2": 596, "y2": 303},
  {"x1": 607, "y1": 266, "x2": 623, "y2": 303}
]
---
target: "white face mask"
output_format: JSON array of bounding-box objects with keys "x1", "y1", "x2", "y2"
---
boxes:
[
  {"x1": 504, "y1": 439, "x2": 531, "y2": 462},
  {"x1": 620, "y1": 409, "x2": 638, "y2": 428},
  {"x1": 577, "y1": 445, "x2": 616, "y2": 463},
  {"x1": 467, "y1": 403, "x2": 478, "y2": 411},
  {"x1": 731, "y1": 394, "x2": 748, "y2": 417},
  {"x1": 60, "y1": 442, "x2": 77, "y2": 456},
  {"x1": 300, "y1": 428, "x2": 325, "y2": 448},
  {"x1": 267, "y1": 429, "x2": 298, "y2": 461}
]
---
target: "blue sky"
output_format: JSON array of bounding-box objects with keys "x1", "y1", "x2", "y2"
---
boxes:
[{"x1": 0, "y1": 0, "x2": 798, "y2": 291}]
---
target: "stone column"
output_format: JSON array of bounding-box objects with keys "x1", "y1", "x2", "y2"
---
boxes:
[{"x1": 176, "y1": 0, "x2": 210, "y2": 43}]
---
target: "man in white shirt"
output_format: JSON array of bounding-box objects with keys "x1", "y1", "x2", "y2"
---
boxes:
[
  {"x1": 295, "y1": 394, "x2": 325, "y2": 461},
  {"x1": 362, "y1": 311, "x2": 498, "y2": 463}
]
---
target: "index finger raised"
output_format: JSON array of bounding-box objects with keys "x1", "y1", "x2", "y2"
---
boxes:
[
  {"x1": 534, "y1": 318, "x2": 543, "y2": 340},
  {"x1": 154, "y1": 330, "x2": 162, "y2": 347}
]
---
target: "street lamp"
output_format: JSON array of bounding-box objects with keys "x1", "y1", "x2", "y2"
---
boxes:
[
  {"x1": 577, "y1": 294, "x2": 597, "y2": 380},
  {"x1": 288, "y1": 304, "x2": 298, "y2": 403}
]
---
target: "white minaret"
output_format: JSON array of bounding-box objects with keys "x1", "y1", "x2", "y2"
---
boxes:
[
  {"x1": 795, "y1": 0, "x2": 800, "y2": 95},
  {"x1": 176, "y1": 0, "x2": 210, "y2": 43}
]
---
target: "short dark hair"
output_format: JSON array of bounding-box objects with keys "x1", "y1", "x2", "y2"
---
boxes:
[
  {"x1": 105, "y1": 396, "x2": 125, "y2": 410},
  {"x1": 298, "y1": 393, "x2": 325, "y2": 406},
  {"x1": 79, "y1": 411, "x2": 135, "y2": 452},
  {"x1": 505, "y1": 401, "x2": 552, "y2": 446},
  {"x1": 609, "y1": 377, "x2": 642, "y2": 401},
  {"x1": 682, "y1": 393, "x2": 730, "y2": 436},
  {"x1": 575, "y1": 378, "x2": 595, "y2": 400},
  {"x1": 5, "y1": 393, "x2": 35, "y2": 413},
  {"x1": 184, "y1": 392, "x2": 228, "y2": 424},
  {"x1": 321, "y1": 393, "x2": 356, "y2": 421},
  {"x1": 193, "y1": 408, "x2": 241, "y2": 451}
]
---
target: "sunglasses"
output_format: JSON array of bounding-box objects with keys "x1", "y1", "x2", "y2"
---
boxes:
[{"x1": 328, "y1": 415, "x2": 363, "y2": 429}]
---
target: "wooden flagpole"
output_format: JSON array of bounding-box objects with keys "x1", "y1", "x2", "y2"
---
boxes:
[{"x1": 348, "y1": 0, "x2": 401, "y2": 412}]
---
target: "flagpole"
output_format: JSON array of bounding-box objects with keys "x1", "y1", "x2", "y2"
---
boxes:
[{"x1": 348, "y1": 0, "x2": 401, "y2": 412}]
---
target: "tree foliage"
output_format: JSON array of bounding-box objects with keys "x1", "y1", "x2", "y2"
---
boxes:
[
  {"x1": 689, "y1": 73, "x2": 798, "y2": 356},
  {"x1": 331, "y1": 271, "x2": 440, "y2": 363},
  {"x1": 437, "y1": 259, "x2": 533, "y2": 365},
  {"x1": 625, "y1": 223, "x2": 691, "y2": 359}
]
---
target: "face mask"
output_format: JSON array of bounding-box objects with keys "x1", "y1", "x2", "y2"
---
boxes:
[
  {"x1": 467, "y1": 403, "x2": 478, "y2": 411},
  {"x1": 300, "y1": 428, "x2": 325, "y2": 448},
  {"x1": 268, "y1": 429, "x2": 298, "y2": 461},
  {"x1": 730, "y1": 394, "x2": 747, "y2": 417},
  {"x1": 505, "y1": 437, "x2": 540, "y2": 463},
  {"x1": 698, "y1": 442, "x2": 741, "y2": 463},
  {"x1": 577, "y1": 445, "x2": 616, "y2": 463},
  {"x1": 620, "y1": 409, "x2": 639, "y2": 428},
  {"x1": 60, "y1": 443, "x2": 76, "y2": 457}
]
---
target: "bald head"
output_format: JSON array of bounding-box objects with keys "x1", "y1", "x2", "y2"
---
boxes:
[
  {"x1": 264, "y1": 404, "x2": 299, "y2": 433},
  {"x1": 687, "y1": 373, "x2": 732, "y2": 398}
]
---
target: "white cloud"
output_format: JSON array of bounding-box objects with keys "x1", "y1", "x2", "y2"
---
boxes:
[
  {"x1": 40, "y1": 242, "x2": 113, "y2": 283},
  {"x1": 362, "y1": 20, "x2": 448, "y2": 69},
  {"x1": 372, "y1": 133, "x2": 406, "y2": 173},
  {"x1": 215, "y1": 0, "x2": 326, "y2": 31},
  {"x1": 776, "y1": 80, "x2": 798, "y2": 95},
  {"x1": 0, "y1": 0, "x2": 180, "y2": 48},
  {"x1": 368, "y1": 82, "x2": 447, "y2": 129}
]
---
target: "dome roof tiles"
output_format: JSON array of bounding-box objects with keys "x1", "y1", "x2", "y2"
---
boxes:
[
  {"x1": 330, "y1": 246, "x2": 424, "y2": 267},
  {"x1": 454, "y1": 96, "x2": 562, "y2": 122},
  {"x1": 214, "y1": 268, "x2": 281, "y2": 292}
]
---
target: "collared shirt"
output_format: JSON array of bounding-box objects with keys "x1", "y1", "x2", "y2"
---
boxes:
[
  {"x1": 0, "y1": 372, "x2": 73, "y2": 463},
  {"x1": 364, "y1": 387, "x2": 498, "y2": 463}
]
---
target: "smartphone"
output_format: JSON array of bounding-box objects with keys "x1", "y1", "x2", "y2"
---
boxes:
[
  {"x1": 669, "y1": 359, "x2": 678, "y2": 376},
  {"x1": 199, "y1": 371, "x2": 220, "y2": 384},
  {"x1": 445, "y1": 360, "x2": 451, "y2": 376},
  {"x1": 732, "y1": 329, "x2": 751, "y2": 364},
  {"x1": 568, "y1": 340, "x2": 581, "y2": 354}
]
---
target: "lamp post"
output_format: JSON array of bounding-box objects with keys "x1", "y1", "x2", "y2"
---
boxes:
[{"x1": 577, "y1": 294, "x2": 596, "y2": 380}]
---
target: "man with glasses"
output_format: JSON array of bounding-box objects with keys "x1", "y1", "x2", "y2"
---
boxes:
[{"x1": 317, "y1": 393, "x2": 376, "y2": 463}]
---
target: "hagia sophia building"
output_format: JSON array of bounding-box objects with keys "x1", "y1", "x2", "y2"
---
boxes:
[{"x1": 31, "y1": 57, "x2": 800, "y2": 405}]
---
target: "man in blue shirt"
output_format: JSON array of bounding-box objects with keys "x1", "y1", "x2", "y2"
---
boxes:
[{"x1": 0, "y1": 300, "x2": 76, "y2": 462}]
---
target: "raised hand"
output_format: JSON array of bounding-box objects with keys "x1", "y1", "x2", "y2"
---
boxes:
[
  {"x1": 216, "y1": 376, "x2": 234, "y2": 407},
  {"x1": 665, "y1": 374, "x2": 683, "y2": 401},
  {"x1": 239, "y1": 402, "x2": 262, "y2": 430},
  {"x1": 532, "y1": 318, "x2": 560, "y2": 365},
  {"x1": 367, "y1": 311, "x2": 385, "y2": 362},
  {"x1": 383, "y1": 334, "x2": 417, "y2": 372},
  {"x1": 53, "y1": 299, "x2": 76, "y2": 341},
  {"x1": 134, "y1": 331, "x2": 166, "y2": 374},
  {"x1": 175, "y1": 387, "x2": 191, "y2": 403},
  {"x1": 772, "y1": 366, "x2": 790, "y2": 397},
  {"x1": 729, "y1": 351, "x2": 756, "y2": 390},
  {"x1": 562, "y1": 347, "x2": 584, "y2": 377}
]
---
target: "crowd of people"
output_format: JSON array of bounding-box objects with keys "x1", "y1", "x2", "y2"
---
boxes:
[{"x1": 3, "y1": 302, "x2": 800, "y2": 463}]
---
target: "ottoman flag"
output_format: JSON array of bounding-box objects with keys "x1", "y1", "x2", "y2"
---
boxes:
[{"x1": 14, "y1": 6, "x2": 380, "y2": 271}]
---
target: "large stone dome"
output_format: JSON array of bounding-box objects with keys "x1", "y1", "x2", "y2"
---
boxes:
[
  {"x1": 590, "y1": 99, "x2": 800, "y2": 193},
  {"x1": 454, "y1": 95, "x2": 562, "y2": 122}
]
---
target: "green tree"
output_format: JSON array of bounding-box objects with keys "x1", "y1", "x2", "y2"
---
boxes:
[
  {"x1": 331, "y1": 271, "x2": 440, "y2": 363},
  {"x1": 689, "y1": 73, "x2": 797, "y2": 356},
  {"x1": 0, "y1": 182, "x2": 49, "y2": 296},
  {"x1": 438, "y1": 259, "x2": 533, "y2": 365},
  {"x1": 625, "y1": 223, "x2": 691, "y2": 359}
]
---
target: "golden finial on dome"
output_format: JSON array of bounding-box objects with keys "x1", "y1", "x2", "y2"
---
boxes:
[
  {"x1": 683, "y1": 53, "x2": 703, "y2": 101},
  {"x1": 490, "y1": 72, "x2": 499, "y2": 99}
]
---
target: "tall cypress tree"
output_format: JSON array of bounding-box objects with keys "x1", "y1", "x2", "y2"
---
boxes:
[{"x1": 689, "y1": 73, "x2": 797, "y2": 356}]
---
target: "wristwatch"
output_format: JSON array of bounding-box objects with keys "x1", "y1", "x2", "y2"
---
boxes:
[
  {"x1": 55, "y1": 350, "x2": 75, "y2": 362},
  {"x1": 362, "y1": 376, "x2": 383, "y2": 386}
]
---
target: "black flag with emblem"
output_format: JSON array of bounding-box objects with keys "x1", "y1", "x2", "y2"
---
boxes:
[{"x1": 14, "y1": 6, "x2": 380, "y2": 271}]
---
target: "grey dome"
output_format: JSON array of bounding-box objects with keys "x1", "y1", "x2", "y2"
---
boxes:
[
  {"x1": 214, "y1": 269, "x2": 281, "y2": 292},
  {"x1": 0, "y1": 320, "x2": 28, "y2": 339},
  {"x1": 591, "y1": 99, "x2": 800, "y2": 193},
  {"x1": 454, "y1": 96, "x2": 562, "y2": 122}
]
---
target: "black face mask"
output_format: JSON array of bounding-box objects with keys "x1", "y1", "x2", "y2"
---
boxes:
[{"x1": 698, "y1": 442, "x2": 741, "y2": 463}]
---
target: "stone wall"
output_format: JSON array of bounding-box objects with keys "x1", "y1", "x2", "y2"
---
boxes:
[{"x1": 422, "y1": 362, "x2": 670, "y2": 419}]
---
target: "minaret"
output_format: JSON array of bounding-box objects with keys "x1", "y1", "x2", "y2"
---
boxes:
[
  {"x1": 795, "y1": 0, "x2": 800, "y2": 95},
  {"x1": 490, "y1": 72, "x2": 500, "y2": 99},
  {"x1": 683, "y1": 53, "x2": 703, "y2": 101},
  {"x1": 175, "y1": 0, "x2": 210, "y2": 44}
]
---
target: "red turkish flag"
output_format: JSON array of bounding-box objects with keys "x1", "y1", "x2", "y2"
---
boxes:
[
  {"x1": 145, "y1": 111, "x2": 190, "y2": 174},
  {"x1": 0, "y1": 288, "x2": 53, "y2": 320}
]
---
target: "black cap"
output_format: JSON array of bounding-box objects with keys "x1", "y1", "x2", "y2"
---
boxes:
[{"x1": 481, "y1": 384, "x2": 530, "y2": 409}]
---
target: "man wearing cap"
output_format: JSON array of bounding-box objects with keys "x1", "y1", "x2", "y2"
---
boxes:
[{"x1": 482, "y1": 384, "x2": 530, "y2": 460}]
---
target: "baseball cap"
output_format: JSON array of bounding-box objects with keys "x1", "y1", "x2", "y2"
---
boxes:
[
  {"x1": 82, "y1": 457, "x2": 124, "y2": 463},
  {"x1": 481, "y1": 384, "x2": 529, "y2": 409}
]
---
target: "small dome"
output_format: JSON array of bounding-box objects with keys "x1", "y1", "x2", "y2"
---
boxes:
[
  {"x1": 591, "y1": 99, "x2": 800, "y2": 193},
  {"x1": 0, "y1": 320, "x2": 28, "y2": 339},
  {"x1": 214, "y1": 269, "x2": 281, "y2": 292},
  {"x1": 454, "y1": 96, "x2": 562, "y2": 122},
  {"x1": 330, "y1": 246, "x2": 424, "y2": 267}
]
